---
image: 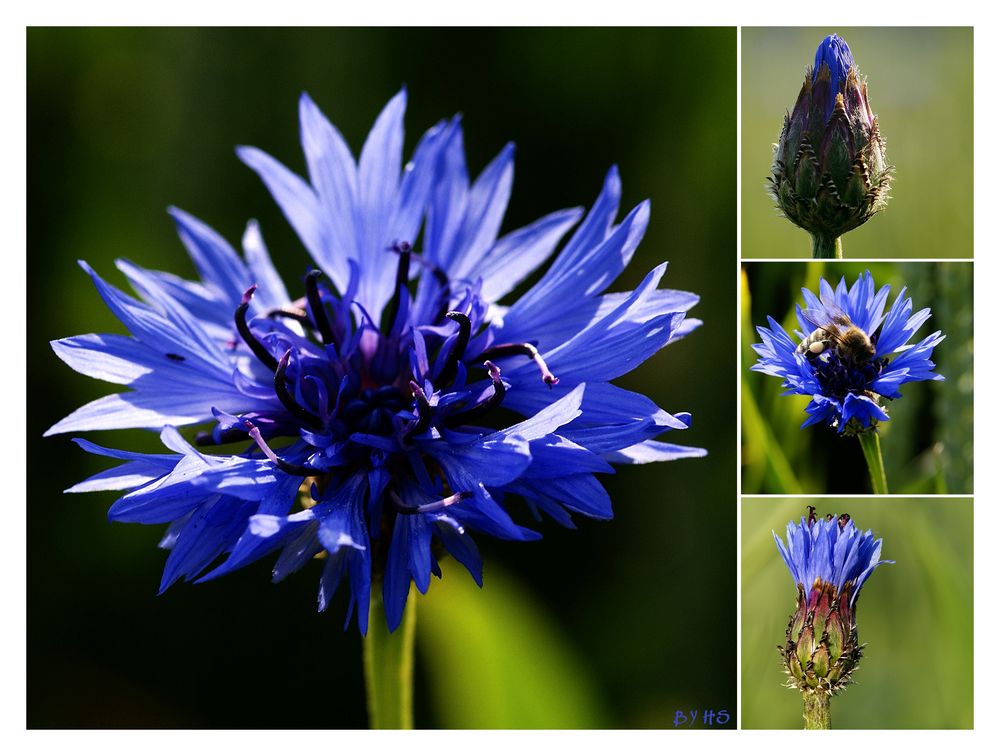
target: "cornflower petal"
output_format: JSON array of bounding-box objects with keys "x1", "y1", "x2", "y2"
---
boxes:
[{"x1": 52, "y1": 91, "x2": 705, "y2": 631}]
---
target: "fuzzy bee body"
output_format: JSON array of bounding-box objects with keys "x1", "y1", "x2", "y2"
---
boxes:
[
  {"x1": 797, "y1": 328, "x2": 833, "y2": 356},
  {"x1": 796, "y1": 311, "x2": 876, "y2": 367}
]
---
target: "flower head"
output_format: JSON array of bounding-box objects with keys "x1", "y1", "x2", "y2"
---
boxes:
[
  {"x1": 774, "y1": 507, "x2": 892, "y2": 692},
  {"x1": 751, "y1": 270, "x2": 945, "y2": 434},
  {"x1": 47, "y1": 90, "x2": 705, "y2": 633},
  {"x1": 774, "y1": 506, "x2": 890, "y2": 605},
  {"x1": 768, "y1": 34, "x2": 892, "y2": 244}
]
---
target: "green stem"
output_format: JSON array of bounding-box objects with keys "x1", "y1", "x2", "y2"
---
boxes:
[
  {"x1": 363, "y1": 584, "x2": 417, "y2": 729},
  {"x1": 857, "y1": 430, "x2": 889, "y2": 494},
  {"x1": 802, "y1": 690, "x2": 832, "y2": 729},
  {"x1": 811, "y1": 234, "x2": 843, "y2": 259}
]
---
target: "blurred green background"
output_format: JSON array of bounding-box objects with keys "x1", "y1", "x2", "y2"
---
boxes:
[
  {"x1": 742, "y1": 261, "x2": 973, "y2": 495},
  {"x1": 742, "y1": 27, "x2": 973, "y2": 258},
  {"x1": 27, "y1": 28, "x2": 737, "y2": 728},
  {"x1": 742, "y1": 498, "x2": 973, "y2": 729}
]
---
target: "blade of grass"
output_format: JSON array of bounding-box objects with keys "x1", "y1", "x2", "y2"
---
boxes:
[{"x1": 742, "y1": 379, "x2": 803, "y2": 494}]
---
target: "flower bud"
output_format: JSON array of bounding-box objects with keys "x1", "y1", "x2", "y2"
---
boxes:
[
  {"x1": 782, "y1": 578, "x2": 861, "y2": 692},
  {"x1": 774, "y1": 507, "x2": 893, "y2": 694},
  {"x1": 768, "y1": 34, "x2": 892, "y2": 247}
]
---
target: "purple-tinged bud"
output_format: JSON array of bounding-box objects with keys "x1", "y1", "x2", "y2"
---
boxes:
[
  {"x1": 782, "y1": 579, "x2": 862, "y2": 694},
  {"x1": 768, "y1": 34, "x2": 892, "y2": 256},
  {"x1": 774, "y1": 509, "x2": 893, "y2": 700}
]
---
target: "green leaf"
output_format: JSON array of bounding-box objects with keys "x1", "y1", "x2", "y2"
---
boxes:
[
  {"x1": 417, "y1": 563, "x2": 607, "y2": 728},
  {"x1": 742, "y1": 380, "x2": 803, "y2": 495}
]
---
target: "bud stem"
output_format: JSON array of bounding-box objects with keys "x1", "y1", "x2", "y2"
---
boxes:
[
  {"x1": 857, "y1": 430, "x2": 889, "y2": 494},
  {"x1": 811, "y1": 234, "x2": 843, "y2": 259},
  {"x1": 802, "y1": 690, "x2": 832, "y2": 729},
  {"x1": 363, "y1": 584, "x2": 416, "y2": 729}
]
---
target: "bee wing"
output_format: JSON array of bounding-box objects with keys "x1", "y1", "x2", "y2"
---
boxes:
[
  {"x1": 816, "y1": 292, "x2": 853, "y2": 325},
  {"x1": 800, "y1": 308, "x2": 834, "y2": 330},
  {"x1": 800, "y1": 308, "x2": 847, "y2": 344}
]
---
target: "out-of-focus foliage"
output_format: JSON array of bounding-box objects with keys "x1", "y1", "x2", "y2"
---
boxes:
[
  {"x1": 418, "y1": 564, "x2": 607, "y2": 728},
  {"x1": 742, "y1": 261, "x2": 973, "y2": 494},
  {"x1": 28, "y1": 27, "x2": 736, "y2": 728},
  {"x1": 742, "y1": 27, "x2": 973, "y2": 258},
  {"x1": 742, "y1": 498, "x2": 973, "y2": 729}
]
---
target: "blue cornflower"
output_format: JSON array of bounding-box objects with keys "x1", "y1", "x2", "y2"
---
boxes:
[
  {"x1": 47, "y1": 90, "x2": 705, "y2": 633},
  {"x1": 812, "y1": 34, "x2": 854, "y2": 120},
  {"x1": 774, "y1": 507, "x2": 892, "y2": 693},
  {"x1": 751, "y1": 270, "x2": 944, "y2": 434},
  {"x1": 774, "y1": 507, "x2": 891, "y2": 607}
]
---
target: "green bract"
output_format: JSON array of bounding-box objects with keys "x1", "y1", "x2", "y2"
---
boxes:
[
  {"x1": 781, "y1": 579, "x2": 863, "y2": 695},
  {"x1": 768, "y1": 40, "x2": 892, "y2": 256}
]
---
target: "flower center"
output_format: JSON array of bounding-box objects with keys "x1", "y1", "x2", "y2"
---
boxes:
[
  {"x1": 340, "y1": 386, "x2": 407, "y2": 436},
  {"x1": 807, "y1": 347, "x2": 887, "y2": 400},
  {"x1": 201, "y1": 243, "x2": 560, "y2": 498}
]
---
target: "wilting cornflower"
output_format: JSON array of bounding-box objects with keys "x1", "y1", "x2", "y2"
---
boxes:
[
  {"x1": 774, "y1": 506, "x2": 893, "y2": 728},
  {"x1": 46, "y1": 90, "x2": 705, "y2": 638},
  {"x1": 768, "y1": 34, "x2": 892, "y2": 258}
]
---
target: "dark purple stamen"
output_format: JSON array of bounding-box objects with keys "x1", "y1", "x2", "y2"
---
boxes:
[
  {"x1": 305, "y1": 270, "x2": 336, "y2": 345},
  {"x1": 392, "y1": 249, "x2": 453, "y2": 323},
  {"x1": 235, "y1": 286, "x2": 279, "y2": 372},
  {"x1": 480, "y1": 342, "x2": 559, "y2": 387},
  {"x1": 384, "y1": 241, "x2": 412, "y2": 330},
  {"x1": 243, "y1": 419, "x2": 317, "y2": 477},
  {"x1": 388, "y1": 489, "x2": 472, "y2": 515},
  {"x1": 838, "y1": 513, "x2": 851, "y2": 529},
  {"x1": 445, "y1": 361, "x2": 506, "y2": 427},
  {"x1": 274, "y1": 350, "x2": 323, "y2": 429},
  {"x1": 404, "y1": 380, "x2": 432, "y2": 441},
  {"x1": 430, "y1": 266, "x2": 449, "y2": 289},
  {"x1": 807, "y1": 505, "x2": 818, "y2": 526},
  {"x1": 436, "y1": 311, "x2": 472, "y2": 388},
  {"x1": 166, "y1": 353, "x2": 185, "y2": 362},
  {"x1": 391, "y1": 241, "x2": 412, "y2": 286},
  {"x1": 396, "y1": 247, "x2": 449, "y2": 289}
]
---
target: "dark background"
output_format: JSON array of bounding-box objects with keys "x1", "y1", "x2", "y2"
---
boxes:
[{"x1": 28, "y1": 27, "x2": 737, "y2": 728}]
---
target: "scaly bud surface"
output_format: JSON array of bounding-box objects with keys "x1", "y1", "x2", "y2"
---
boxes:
[
  {"x1": 773, "y1": 507, "x2": 893, "y2": 723},
  {"x1": 782, "y1": 575, "x2": 861, "y2": 693},
  {"x1": 768, "y1": 34, "x2": 892, "y2": 254}
]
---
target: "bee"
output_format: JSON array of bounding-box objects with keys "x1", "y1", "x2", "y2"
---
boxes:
[{"x1": 795, "y1": 300, "x2": 876, "y2": 367}]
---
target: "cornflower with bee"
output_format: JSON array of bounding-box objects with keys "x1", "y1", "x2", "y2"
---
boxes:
[{"x1": 751, "y1": 270, "x2": 944, "y2": 492}]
